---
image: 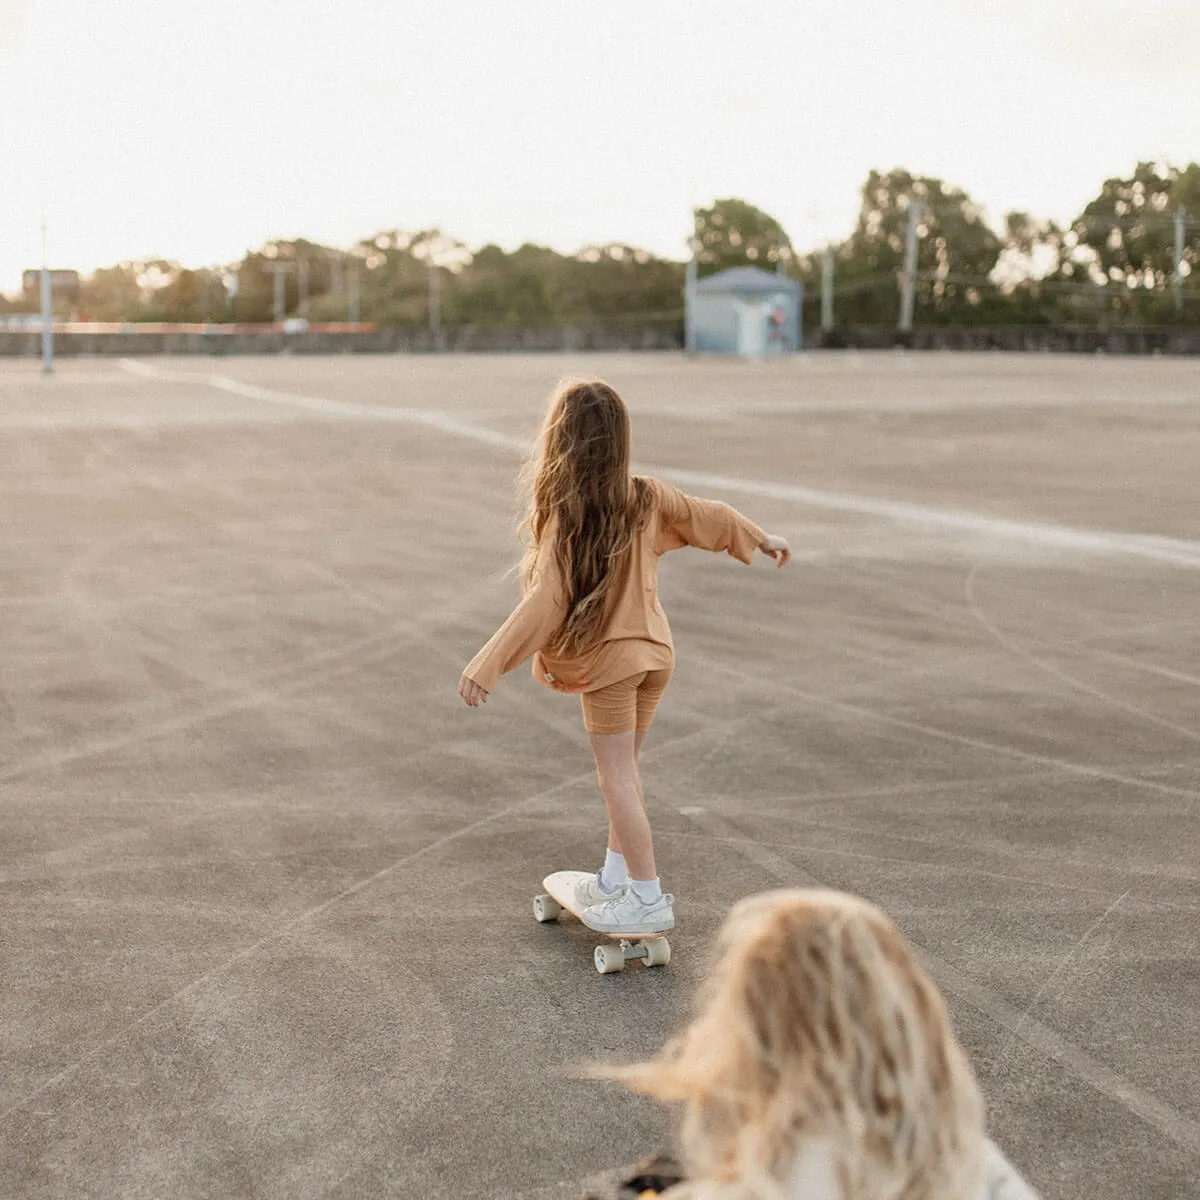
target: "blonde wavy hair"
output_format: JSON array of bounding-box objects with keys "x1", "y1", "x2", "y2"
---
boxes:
[
  {"x1": 520, "y1": 378, "x2": 651, "y2": 657},
  {"x1": 599, "y1": 889, "x2": 986, "y2": 1200}
]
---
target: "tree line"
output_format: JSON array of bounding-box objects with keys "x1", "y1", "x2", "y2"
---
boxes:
[{"x1": 6, "y1": 162, "x2": 1198, "y2": 330}]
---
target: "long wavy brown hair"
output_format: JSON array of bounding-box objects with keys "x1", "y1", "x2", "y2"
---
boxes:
[
  {"x1": 595, "y1": 889, "x2": 986, "y2": 1200},
  {"x1": 520, "y1": 378, "x2": 651, "y2": 657}
]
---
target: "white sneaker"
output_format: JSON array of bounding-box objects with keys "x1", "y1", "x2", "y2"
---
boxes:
[
  {"x1": 582, "y1": 889, "x2": 675, "y2": 935},
  {"x1": 574, "y1": 872, "x2": 625, "y2": 909}
]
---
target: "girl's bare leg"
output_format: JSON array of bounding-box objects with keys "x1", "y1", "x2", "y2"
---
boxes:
[
  {"x1": 591, "y1": 730, "x2": 655, "y2": 881},
  {"x1": 605, "y1": 729, "x2": 650, "y2": 856}
]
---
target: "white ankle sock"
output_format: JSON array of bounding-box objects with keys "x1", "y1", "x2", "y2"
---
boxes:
[
  {"x1": 599, "y1": 849, "x2": 628, "y2": 891},
  {"x1": 629, "y1": 877, "x2": 662, "y2": 904}
]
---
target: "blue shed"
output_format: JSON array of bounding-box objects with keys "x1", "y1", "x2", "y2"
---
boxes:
[{"x1": 687, "y1": 266, "x2": 803, "y2": 356}]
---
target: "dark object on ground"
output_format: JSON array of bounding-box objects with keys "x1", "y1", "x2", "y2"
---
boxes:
[{"x1": 574, "y1": 1153, "x2": 686, "y2": 1199}]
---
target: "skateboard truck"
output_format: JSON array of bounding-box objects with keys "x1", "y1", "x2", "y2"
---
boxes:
[{"x1": 593, "y1": 937, "x2": 671, "y2": 974}]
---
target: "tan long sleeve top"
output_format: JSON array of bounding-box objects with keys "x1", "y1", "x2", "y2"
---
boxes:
[{"x1": 464, "y1": 478, "x2": 766, "y2": 695}]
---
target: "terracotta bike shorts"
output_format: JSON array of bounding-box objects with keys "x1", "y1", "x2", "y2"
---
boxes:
[{"x1": 579, "y1": 668, "x2": 673, "y2": 736}]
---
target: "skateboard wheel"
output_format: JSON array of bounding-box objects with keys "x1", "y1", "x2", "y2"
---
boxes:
[
  {"x1": 533, "y1": 894, "x2": 562, "y2": 923},
  {"x1": 594, "y1": 944, "x2": 626, "y2": 974},
  {"x1": 644, "y1": 938, "x2": 671, "y2": 968}
]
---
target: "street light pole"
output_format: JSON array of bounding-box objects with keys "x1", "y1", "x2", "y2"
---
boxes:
[
  {"x1": 298, "y1": 257, "x2": 310, "y2": 322},
  {"x1": 428, "y1": 257, "x2": 442, "y2": 349},
  {"x1": 348, "y1": 260, "x2": 361, "y2": 324},
  {"x1": 684, "y1": 236, "x2": 698, "y2": 354},
  {"x1": 899, "y1": 199, "x2": 922, "y2": 333},
  {"x1": 821, "y1": 245, "x2": 834, "y2": 332},
  {"x1": 40, "y1": 222, "x2": 54, "y2": 376},
  {"x1": 1175, "y1": 209, "x2": 1187, "y2": 318},
  {"x1": 264, "y1": 262, "x2": 294, "y2": 325},
  {"x1": 330, "y1": 254, "x2": 344, "y2": 305}
]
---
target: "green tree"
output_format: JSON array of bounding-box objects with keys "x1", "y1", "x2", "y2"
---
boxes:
[
  {"x1": 833, "y1": 169, "x2": 1004, "y2": 326},
  {"x1": 228, "y1": 252, "x2": 276, "y2": 322},
  {"x1": 143, "y1": 268, "x2": 226, "y2": 322},
  {"x1": 978, "y1": 213, "x2": 1069, "y2": 327},
  {"x1": 446, "y1": 242, "x2": 556, "y2": 327},
  {"x1": 692, "y1": 198, "x2": 792, "y2": 277},
  {"x1": 348, "y1": 228, "x2": 470, "y2": 327},
  {"x1": 1049, "y1": 161, "x2": 1200, "y2": 324},
  {"x1": 231, "y1": 238, "x2": 339, "y2": 323},
  {"x1": 78, "y1": 264, "x2": 145, "y2": 321},
  {"x1": 549, "y1": 245, "x2": 684, "y2": 327},
  {"x1": 997, "y1": 212, "x2": 1065, "y2": 278}
]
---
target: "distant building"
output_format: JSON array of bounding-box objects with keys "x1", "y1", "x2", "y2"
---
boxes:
[
  {"x1": 686, "y1": 266, "x2": 802, "y2": 356},
  {"x1": 22, "y1": 269, "x2": 81, "y2": 304}
]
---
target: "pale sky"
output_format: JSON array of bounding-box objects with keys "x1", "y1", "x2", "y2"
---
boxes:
[{"x1": 1, "y1": 0, "x2": 1198, "y2": 292}]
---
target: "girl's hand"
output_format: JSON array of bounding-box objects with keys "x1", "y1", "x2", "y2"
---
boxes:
[
  {"x1": 758, "y1": 534, "x2": 791, "y2": 567},
  {"x1": 459, "y1": 674, "x2": 490, "y2": 707}
]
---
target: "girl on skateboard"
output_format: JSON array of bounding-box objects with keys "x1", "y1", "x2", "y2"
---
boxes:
[{"x1": 459, "y1": 378, "x2": 791, "y2": 937}]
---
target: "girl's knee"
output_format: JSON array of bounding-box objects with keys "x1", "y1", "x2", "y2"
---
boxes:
[{"x1": 596, "y1": 765, "x2": 639, "y2": 795}]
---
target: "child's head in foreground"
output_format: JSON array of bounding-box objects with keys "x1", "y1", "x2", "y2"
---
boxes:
[{"x1": 602, "y1": 888, "x2": 986, "y2": 1200}]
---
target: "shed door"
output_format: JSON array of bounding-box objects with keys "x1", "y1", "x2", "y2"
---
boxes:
[{"x1": 735, "y1": 300, "x2": 766, "y2": 358}]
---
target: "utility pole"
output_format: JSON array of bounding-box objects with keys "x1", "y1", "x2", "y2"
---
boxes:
[
  {"x1": 1175, "y1": 209, "x2": 1187, "y2": 318},
  {"x1": 348, "y1": 260, "x2": 361, "y2": 324},
  {"x1": 226, "y1": 268, "x2": 239, "y2": 320},
  {"x1": 264, "y1": 261, "x2": 294, "y2": 325},
  {"x1": 428, "y1": 258, "x2": 442, "y2": 349},
  {"x1": 40, "y1": 222, "x2": 54, "y2": 375},
  {"x1": 899, "y1": 199, "x2": 922, "y2": 333},
  {"x1": 330, "y1": 254, "x2": 344, "y2": 304},
  {"x1": 297, "y1": 257, "x2": 310, "y2": 322},
  {"x1": 821, "y1": 245, "x2": 834, "y2": 332},
  {"x1": 684, "y1": 239, "x2": 698, "y2": 354}
]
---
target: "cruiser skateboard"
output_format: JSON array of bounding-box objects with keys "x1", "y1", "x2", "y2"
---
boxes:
[{"x1": 534, "y1": 869, "x2": 672, "y2": 974}]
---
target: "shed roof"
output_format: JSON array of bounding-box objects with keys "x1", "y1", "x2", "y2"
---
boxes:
[{"x1": 695, "y1": 266, "x2": 801, "y2": 295}]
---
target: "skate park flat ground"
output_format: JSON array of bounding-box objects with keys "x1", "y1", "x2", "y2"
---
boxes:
[{"x1": 1, "y1": 351, "x2": 1197, "y2": 1199}]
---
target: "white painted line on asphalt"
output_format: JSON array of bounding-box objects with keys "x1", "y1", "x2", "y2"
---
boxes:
[
  {"x1": 118, "y1": 360, "x2": 1200, "y2": 570},
  {"x1": 655, "y1": 466, "x2": 1200, "y2": 570},
  {"x1": 637, "y1": 389, "x2": 1200, "y2": 418},
  {"x1": 0, "y1": 410, "x2": 313, "y2": 431},
  {"x1": 117, "y1": 358, "x2": 169, "y2": 379},
  {"x1": 205, "y1": 373, "x2": 528, "y2": 451}
]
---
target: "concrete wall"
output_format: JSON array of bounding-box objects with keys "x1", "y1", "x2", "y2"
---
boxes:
[
  {"x1": 3, "y1": 324, "x2": 1198, "y2": 357},
  {"x1": 0, "y1": 326, "x2": 682, "y2": 357},
  {"x1": 808, "y1": 325, "x2": 1200, "y2": 355}
]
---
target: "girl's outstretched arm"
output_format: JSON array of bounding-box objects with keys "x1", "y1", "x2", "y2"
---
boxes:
[
  {"x1": 654, "y1": 480, "x2": 790, "y2": 567},
  {"x1": 459, "y1": 522, "x2": 567, "y2": 705}
]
